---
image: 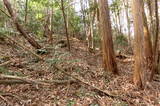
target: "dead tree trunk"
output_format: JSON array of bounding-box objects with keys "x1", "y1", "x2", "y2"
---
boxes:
[{"x1": 3, "y1": 0, "x2": 41, "y2": 49}]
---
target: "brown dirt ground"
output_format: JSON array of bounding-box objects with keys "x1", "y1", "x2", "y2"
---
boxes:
[{"x1": 0, "y1": 36, "x2": 160, "y2": 106}]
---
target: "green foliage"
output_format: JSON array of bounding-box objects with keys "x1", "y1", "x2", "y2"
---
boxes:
[
  {"x1": 67, "y1": 100, "x2": 75, "y2": 106},
  {"x1": 0, "y1": 0, "x2": 83, "y2": 39},
  {"x1": 69, "y1": 15, "x2": 82, "y2": 34},
  {"x1": 110, "y1": 0, "x2": 122, "y2": 14},
  {"x1": 114, "y1": 34, "x2": 129, "y2": 53},
  {"x1": 115, "y1": 34, "x2": 128, "y2": 48},
  {"x1": 53, "y1": 10, "x2": 64, "y2": 33},
  {"x1": 0, "y1": 67, "x2": 7, "y2": 73}
]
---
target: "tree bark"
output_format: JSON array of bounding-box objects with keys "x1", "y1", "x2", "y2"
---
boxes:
[
  {"x1": 123, "y1": 0, "x2": 131, "y2": 46},
  {"x1": 61, "y1": 0, "x2": 71, "y2": 51},
  {"x1": 141, "y1": 2, "x2": 153, "y2": 69},
  {"x1": 3, "y1": 0, "x2": 41, "y2": 49},
  {"x1": 25, "y1": 0, "x2": 28, "y2": 23},
  {"x1": 98, "y1": 0, "x2": 118, "y2": 74},
  {"x1": 80, "y1": 0, "x2": 87, "y2": 37},
  {"x1": 150, "y1": 0, "x2": 159, "y2": 80},
  {"x1": 50, "y1": 4, "x2": 54, "y2": 44},
  {"x1": 87, "y1": 3, "x2": 96, "y2": 50},
  {"x1": 131, "y1": 0, "x2": 153, "y2": 88}
]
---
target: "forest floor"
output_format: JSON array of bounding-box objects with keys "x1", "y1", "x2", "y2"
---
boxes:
[{"x1": 0, "y1": 35, "x2": 160, "y2": 106}]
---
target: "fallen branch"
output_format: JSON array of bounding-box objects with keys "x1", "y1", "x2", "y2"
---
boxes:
[
  {"x1": 0, "y1": 80, "x2": 30, "y2": 84},
  {"x1": 42, "y1": 79, "x2": 76, "y2": 84},
  {"x1": 0, "y1": 75, "x2": 76, "y2": 85},
  {"x1": 0, "y1": 74, "x2": 48, "y2": 85},
  {"x1": 0, "y1": 61, "x2": 12, "y2": 67},
  {"x1": 54, "y1": 65, "x2": 118, "y2": 98}
]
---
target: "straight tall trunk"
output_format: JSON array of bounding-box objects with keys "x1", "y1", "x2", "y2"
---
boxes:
[
  {"x1": 123, "y1": 0, "x2": 131, "y2": 46},
  {"x1": 61, "y1": 0, "x2": 71, "y2": 51},
  {"x1": 25, "y1": 0, "x2": 28, "y2": 23},
  {"x1": 151, "y1": 0, "x2": 159, "y2": 80},
  {"x1": 132, "y1": 0, "x2": 153, "y2": 88},
  {"x1": 142, "y1": 3, "x2": 153, "y2": 64},
  {"x1": 50, "y1": 4, "x2": 54, "y2": 44},
  {"x1": 80, "y1": 0, "x2": 87, "y2": 36},
  {"x1": 98, "y1": 0, "x2": 118, "y2": 74}
]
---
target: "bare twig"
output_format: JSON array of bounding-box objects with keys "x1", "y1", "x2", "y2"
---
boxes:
[
  {"x1": 0, "y1": 95, "x2": 12, "y2": 106},
  {"x1": 0, "y1": 92, "x2": 22, "y2": 102},
  {"x1": 0, "y1": 8, "x2": 11, "y2": 18}
]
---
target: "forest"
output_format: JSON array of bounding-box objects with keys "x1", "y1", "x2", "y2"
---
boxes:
[{"x1": 0, "y1": 0, "x2": 160, "y2": 105}]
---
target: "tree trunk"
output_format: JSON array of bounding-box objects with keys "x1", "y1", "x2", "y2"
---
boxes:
[
  {"x1": 43, "y1": 8, "x2": 50, "y2": 37},
  {"x1": 3, "y1": 0, "x2": 41, "y2": 49},
  {"x1": 43, "y1": 7, "x2": 53, "y2": 44},
  {"x1": 25, "y1": 0, "x2": 28, "y2": 23},
  {"x1": 142, "y1": 2, "x2": 153, "y2": 68},
  {"x1": 61, "y1": 0, "x2": 71, "y2": 51},
  {"x1": 123, "y1": 0, "x2": 131, "y2": 46},
  {"x1": 50, "y1": 4, "x2": 54, "y2": 44},
  {"x1": 98, "y1": 0, "x2": 118, "y2": 74},
  {"x1": 150, "y1": 0, "x2": 159, "y2": 80},
  {"x1": 147, "y1": 0, "x2": 155, "y2": 39},
  {"x1": 80, "y1": 0, "x2": 87, "y2": 37},
  {"x1": 131, "y1": 0, "x2": 153, "y2": 88},
  {"x1": 117, "y1": 12, "x2": 122, "y2": 34}
]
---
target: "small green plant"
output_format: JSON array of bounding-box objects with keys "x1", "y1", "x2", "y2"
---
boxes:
[{"x1": 66, "y1": 100, "x2": 75, "y2": 106}]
